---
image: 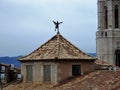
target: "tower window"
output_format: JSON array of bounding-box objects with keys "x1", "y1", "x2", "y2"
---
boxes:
[
  {"x1": 105, "y1": 6, "x2": 108, "y2": 29},
  {"x1": 117, "y1": 42, "x2": 120, "y2": 47},
  {"x1": 115, "y1": 48, "x2": 120, "y2": 67},
  {"x1": 114, "y1": 5, "x2": 119, "y2": 28},
  {"x1": 105, "y1": 32, "x2": 107, "y2": 37},
  {"x1": 101, "y1": 32, "x2": 104, "y2": 36}
]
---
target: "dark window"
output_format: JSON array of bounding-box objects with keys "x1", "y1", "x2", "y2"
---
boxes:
[
  {"x1": 8, "y1": 70, "x2": 15, "y2": 82},
  {"x1": 43, "y1": 65, "x2": 51, "y2": 82},
  {"x1": 72, "y1": 65, "x2": 81, "y2": 76},
  {"x1": 105, "y1": 6, "x2": 108, "y2": 29},
  {"x1": 26, "y1": 65, "x2": 33, "y2": 82},
  {"x1": 115, "y1": 49, "x2": 120, "y2": 67},
  {"x1": 101, "y1": 32, "x2": 104, "y2": 36},
  {"x1": 117, "y1": 42, "x2": 120, "y2": 47},
  {"x1": 115, "y1": 5, "x2": 119, "y2": 28},
  {"x1": 105, "y1": 32, "x2": 107, "y2": 37}
]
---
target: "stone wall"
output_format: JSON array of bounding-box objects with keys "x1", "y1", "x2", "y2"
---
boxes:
[{"x1": 21, "y1": 61, "x2": 94, "y2": 85}]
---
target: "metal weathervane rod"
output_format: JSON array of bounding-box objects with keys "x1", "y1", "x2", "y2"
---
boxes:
[{"x1": 53, "y1": 20, "x2": 63, "y2": 33}]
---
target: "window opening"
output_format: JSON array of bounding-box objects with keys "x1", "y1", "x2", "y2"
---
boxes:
[{"x1": 115, "y1": 5, "x2": 119, "y2": 28}]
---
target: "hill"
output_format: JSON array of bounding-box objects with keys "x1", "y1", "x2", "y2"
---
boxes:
[
  {"x1": 0, "y1": 56, "x2": 22, "y2": 67},
  {"x1": 88, "y1": 53, "x2": 96, "y2": 57}
]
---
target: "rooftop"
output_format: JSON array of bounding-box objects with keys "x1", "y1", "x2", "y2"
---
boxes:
[
  {"x1": 3, "y1": 70, "x2": 120, "y2": 90},
  {"x1": 19, "y1": 33, "x2": 95, "y2": 61}
]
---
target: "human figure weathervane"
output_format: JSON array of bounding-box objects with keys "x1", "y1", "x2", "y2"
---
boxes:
[{"x1": 53, "y1": 21, "x2": 63, "y2": 33}]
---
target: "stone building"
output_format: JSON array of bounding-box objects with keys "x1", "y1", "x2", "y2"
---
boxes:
[
  {"x1": 96, "y1": 0, "x2": 120, "y2": 66},
  {"x1": 19, "y1": 33, "x2": 96, "y2": 85},
  {"x1": 0, "y1": 63, "x2": 21, "y2": 85}
]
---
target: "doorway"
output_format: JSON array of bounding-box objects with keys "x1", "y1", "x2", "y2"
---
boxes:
[
  {"x1": 115, "y1": 48, "x2": 120, "y2": 67},
  {"x1": 72, "y1": 65, "x2": 81, "y2": 76}
]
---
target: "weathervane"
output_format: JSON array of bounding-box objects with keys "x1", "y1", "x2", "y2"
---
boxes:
[{"x1": 53, "y1": 21, "x2": 63, "y2": 33}]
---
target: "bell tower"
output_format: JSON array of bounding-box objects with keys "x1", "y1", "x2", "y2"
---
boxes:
[{"x1": 96, "y1": 0, "x2": 120, "y2": 66}]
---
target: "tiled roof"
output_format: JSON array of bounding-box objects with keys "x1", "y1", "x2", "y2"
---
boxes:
[
  {"x1": 95, "y1": 59, "x2": 114, "y2": 66},
  {"x1": 52, "y1": 70, "x2": 120, "y2": 90},
  {"x1": 19, "y1": 33, "x2": 95, "y2": 61},
  {"x1": 0, "y1": 63, "x2": 9, "y2": 67},
  {"x1": 4, "y1": 70, "x2": 120, "y2": 90}
]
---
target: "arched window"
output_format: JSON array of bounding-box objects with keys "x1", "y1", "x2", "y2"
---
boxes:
[
  {"x1": 105, "y1": 6, "x2": 108, "y2": 29},
  {"x1": 114, "y1": 5, "x2": 119, "y2": 28}
]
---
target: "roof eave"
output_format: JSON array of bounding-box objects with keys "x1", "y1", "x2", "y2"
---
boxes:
[{"x1": 18, "y1": 58, "x2": 96, "y2": 62}]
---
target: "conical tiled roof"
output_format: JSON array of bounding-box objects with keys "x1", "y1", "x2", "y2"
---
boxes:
[{"x1": 19, "y1": 33, "x2": 95, "y2": 61}]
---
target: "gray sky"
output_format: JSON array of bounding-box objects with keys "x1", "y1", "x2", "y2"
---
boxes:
[{"x1": 0, "y1": 0, "x2": 97, "y2": 57}]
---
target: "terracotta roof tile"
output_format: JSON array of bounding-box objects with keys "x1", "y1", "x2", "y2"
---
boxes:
[
  {"x1": 4, "y1": 70, "x2": 120, "y2": 90},
  {"x1": 19, "y1": 33, "x2": 95, "y2": 61}
]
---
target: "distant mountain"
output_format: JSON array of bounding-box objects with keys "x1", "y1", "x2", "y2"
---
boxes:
[
  {"x1": 0, "y1": 56, "x2": 22, "y2": 67},
  {"x1": 88, "y1": 53, "x2": 97, "y2": 57},
  {"x1": 0, "y1": 53, "x2": 96, "y2": 68}
]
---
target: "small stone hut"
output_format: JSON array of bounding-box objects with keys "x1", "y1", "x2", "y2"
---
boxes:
[{"x1": 19, "y1": 33, "x2": 96, "y2": 85}]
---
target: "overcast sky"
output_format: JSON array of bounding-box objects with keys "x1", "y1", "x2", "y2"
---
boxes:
[{"x1": 0, "y1": 0, "x2": 97, "y2": 57}]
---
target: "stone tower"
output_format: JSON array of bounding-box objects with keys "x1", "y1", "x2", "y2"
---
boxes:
[{"x1": 96, "y1": 0, "x2": 120, "y2": 66}]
